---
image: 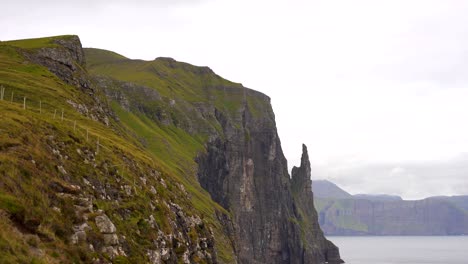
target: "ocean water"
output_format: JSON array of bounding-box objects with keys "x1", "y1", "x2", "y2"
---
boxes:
[{"x1": 328, "y1": 236, "x2": 468, "y2": 264}]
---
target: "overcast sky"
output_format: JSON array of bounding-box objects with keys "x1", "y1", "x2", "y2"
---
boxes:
[{"x1": 2, "y1": 0, "x2": 468, "y2": 199}]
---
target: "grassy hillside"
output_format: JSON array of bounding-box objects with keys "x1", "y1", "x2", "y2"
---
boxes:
[
  {"x1": 0, "y1": 36, "x2": 237, "y2": 263},
  {"x1": 84, "y1": 47, "x2": 275, "y2": 202},
  {"x1": 84, "y1": 48, "x2": 128, "y2": 68},
  {"x1": 85, "y1": 48, "x2": 270, "y2": 118},
  {"x1": 4, "y1": 35, "x2": 77, "y2": 49}
]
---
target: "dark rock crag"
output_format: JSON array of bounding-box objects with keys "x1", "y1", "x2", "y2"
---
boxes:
[
  {"x1": 197, "y1": 93, "x2": 343, "y2": 263},
  {"x1": 291, "y1": 145, "x2": 343, "y2": 263}
]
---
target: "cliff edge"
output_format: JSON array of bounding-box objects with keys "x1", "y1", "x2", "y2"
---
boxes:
[{"x1": 0, "y1": 35, "x2": 342, "y2": 263}]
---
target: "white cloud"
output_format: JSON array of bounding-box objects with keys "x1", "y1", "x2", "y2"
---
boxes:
[{"x1": 313, "y1": 154, "x2": 468, "y2": 199}]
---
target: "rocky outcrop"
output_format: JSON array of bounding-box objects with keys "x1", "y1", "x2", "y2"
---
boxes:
[
  {"x1": 22, "y1": 35, "x2": 88, "y2": 88},
  {"x1": 291, "y1": 145, "x2": 343, "y2": 263},
  {"x1": 93, "y1": 76, "x2": 161, "y2": 113},
  {"x1": 18, "y1": 35, "x2": 113, "y2": 126},
  {"x1": 197, "y1": 94, "x2": 343, "y2": 263}
]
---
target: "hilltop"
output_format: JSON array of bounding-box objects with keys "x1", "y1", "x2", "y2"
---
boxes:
[{"x1": 313, "y1": 180, "x2": 353, "y2": 199}]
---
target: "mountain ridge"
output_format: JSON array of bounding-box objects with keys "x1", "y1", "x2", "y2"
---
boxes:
[{"x1": 313, "y1": 180, "x2": 468, "y2": 235}]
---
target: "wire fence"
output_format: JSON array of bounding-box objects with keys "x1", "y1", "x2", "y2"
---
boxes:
[
  {"x1": 0, "y1": 85, "x2": 145, "y2": 193},
  {"x1": 0, "y1": 87, "x2": 100, "y2": 149}
]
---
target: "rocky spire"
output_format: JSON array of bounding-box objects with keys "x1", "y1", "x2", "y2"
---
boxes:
[
  {"x1": 291, "y1": 144, "x2": 344, "y2": 264},
  {"x1": 300, "y1": 143, "x2": 310, "y2": 168},
  {"x1": 291, "y1": 144, "x2": 312, "y2": 195}
]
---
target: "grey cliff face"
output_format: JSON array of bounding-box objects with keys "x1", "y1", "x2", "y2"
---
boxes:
[
  {"x1": 291, "y1": 145, "x2": 343, "y2": 264},
  {"x1": 317, "y1": 197, "x2": 468, "y2": 236},
  {"x1": 23, "y1": 35, "x2": 88, "y2": 88},
  {"x1": 197, "y1": 98, "x2": 343, "y2": 263},
  {"x1": 313, "y1": 181, "x2": 468, "y2": 236}
]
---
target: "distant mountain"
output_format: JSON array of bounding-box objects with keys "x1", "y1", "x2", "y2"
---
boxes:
[
  {"x1": 312, "y1": 180, "x2": 468, "y2": 235},
  {"x1": 353, "y1": 194, "x2": 402, "y2": 201},
  {"x1": 313, "y1": 180, "x2": 353, "y2": 199}
]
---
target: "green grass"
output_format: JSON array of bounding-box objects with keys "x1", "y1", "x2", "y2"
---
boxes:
[
  {"x1": 85, "y1": 48, "x2": 246, "y2": 111},
  {"x1": 4, "y1": 35, "x2": 77, "y2": 49},
  {"x1": 0, "y1": 36, "x2": 241, "y2": 263},
  {"x1": 0, "y1": 193, "x2": 22, "y2": 212},
  {"x1": 85, "y1": 48, "x2": 128, "y2": 68}
]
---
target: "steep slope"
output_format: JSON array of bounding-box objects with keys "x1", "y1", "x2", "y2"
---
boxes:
[
  {"x1": 0, "y1": 35, "x2": 236, "y2": 263},
  {"x1": 312, "y1": 180, "x2": 352, "y2": 199},
  {"x1": 85, "y1": 47, "x2": 343, "y2": 263},
  {"x1": 313, "y1": 181, "x2": 468, "y2": 235},
  {"x1": 312, "y1": 180, "x2": 402, "y2": 201},
  {"x1": 0, "y1": 35, "x2": 342, "y2": 263}
]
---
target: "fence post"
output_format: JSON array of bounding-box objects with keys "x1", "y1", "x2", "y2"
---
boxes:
[
  {"x1": 39, "y1": 101, "x2": 42, "y2": 114},
  {"x1": 53, "y1": 109, "x2": 57, "y2": 119},
  {"x1": 61, "y1": 109, "x2": 64, "y2": 121},
  {"x1": 23, "y1": 97, "x2": 26, "y2": 109},
  {"x1": 96, "y1": 137, "x2": 100, "y2": 155},
  {"x1": 0, "y1": 86, "x2": 4, "y2": 100},
  {"x1": 86, "y1": 129, "x2": 89, "y2": 141}
]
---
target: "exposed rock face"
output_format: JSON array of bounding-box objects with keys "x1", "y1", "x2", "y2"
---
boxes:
[
  {"x1": 317, "y1": 197, "x2": 468, "y2": 235},
  {"x1": 93, "y1": 76, "x2": 161, "y2": 112},
  {"x1": 291, "y1": 145, "x2": 343, "y2": 263},
  {"x1": 313, "y1": 181, "x2": 468, "y2": 235},
  {"x1": 19, "y1": 36, "x2": 113, "y2": 125},
  {"x1": 23, "y1": 35, "x2": 87, "y2": 88},
  {"x1": 95, "y1": 214, "x2": 117, "y2": 234},
  {"x1": 197, "y1": 94, "x2": 343, "y2": 263}
]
